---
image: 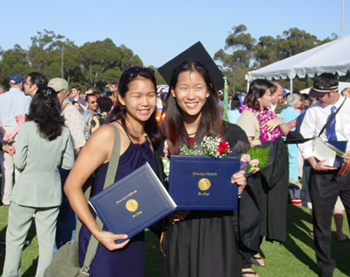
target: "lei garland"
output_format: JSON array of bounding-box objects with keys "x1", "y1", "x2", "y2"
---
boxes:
[{"x1": 239, "y1": 104, "x2": 282, "y2": 143}]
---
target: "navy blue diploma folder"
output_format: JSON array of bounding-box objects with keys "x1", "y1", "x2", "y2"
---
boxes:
[
  {"x1": 169, "y1": 155, "x2": 240, "y2": 210},
  {"x1": 88, "y1": 163, "x2": 176, "y2": 240},
  {"x1": 327, "y1": 141, "x2": 347, "y2": 168}
]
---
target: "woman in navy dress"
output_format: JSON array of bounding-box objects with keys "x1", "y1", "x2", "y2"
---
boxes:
[{"x1": 64, "y1": 67, "x2": 160, "y2": 276}]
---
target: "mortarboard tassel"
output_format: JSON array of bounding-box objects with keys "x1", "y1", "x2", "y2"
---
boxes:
[{"x1": 223, "y1": 76, "x2": 229, "y2": 122}]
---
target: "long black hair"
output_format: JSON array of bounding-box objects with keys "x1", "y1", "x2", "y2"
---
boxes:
[
  {"x1": 161, "y1": 60, "x2": 222, "y2": 155},
  {"x1": 26, "y1": 87, "x2": 65, "y2": 141},
  {"x1": 105, "y1": 67, "x2": 161, "y2": 147}
]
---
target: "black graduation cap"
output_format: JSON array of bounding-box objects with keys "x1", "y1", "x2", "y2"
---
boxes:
[
  {"x1": 158, "y1": 41, "x2": 224, "y2": 90},
  {"x1": 284, "y1": 130, "x2": 313, "y2": 144}
]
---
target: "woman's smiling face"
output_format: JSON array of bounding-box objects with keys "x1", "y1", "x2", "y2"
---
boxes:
[
  {"x1": 171, "y1": 70, "x2": 210, "y2": 119},
  {"x1": 118, "y1": 77, "x2": 157, "y2": 124}
]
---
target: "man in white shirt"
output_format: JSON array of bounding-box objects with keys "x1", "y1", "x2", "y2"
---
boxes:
[
  {"x1": 299, "y1": 73, "x2": 350, "y2": 277},
  {"x1": 0, "y1": 74, "x2": 31, "y2": 205}
]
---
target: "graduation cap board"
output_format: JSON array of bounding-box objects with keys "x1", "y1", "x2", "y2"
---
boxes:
[
  {"x1": 284, "y1": 130, "x2": 313, "y2": 144},
  {"x1": 158, "y1": 41, "x2": 224, "y2": 90}
]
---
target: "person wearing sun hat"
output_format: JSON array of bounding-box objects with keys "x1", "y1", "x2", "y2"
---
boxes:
[
  {"x1": 299, "y1": 73, "x2": 350, "y2": 277},
  {"x1": 47, "y1": 77, "x2": 86, "y2": 251},
  {"x1": 48, "y1": 77, "x2": 86, "y2": 156}
]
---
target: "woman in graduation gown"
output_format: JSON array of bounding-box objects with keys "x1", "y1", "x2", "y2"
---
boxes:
[
  {"x1": 236, "y1": 79, "x2": 292, "y2": 275},
  {"x1": 155, "y1": 60, "x2": 249, "y2": 277}
]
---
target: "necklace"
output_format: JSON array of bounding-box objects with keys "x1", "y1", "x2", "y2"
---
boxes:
[
  {"x1": 187, "y1": 132, "x2": 197, "y2": 136},
  {"x1": 239, "y1": 104, "x2": 282, "y2": 143}
]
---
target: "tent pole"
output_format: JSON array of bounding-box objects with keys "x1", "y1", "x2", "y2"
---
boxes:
[
  {"x1": 290, "y1": 79, "x2": 293, "y2": 93},
  {"x1": 245, "y1": 74, "x2": 250, "y2": 92}
]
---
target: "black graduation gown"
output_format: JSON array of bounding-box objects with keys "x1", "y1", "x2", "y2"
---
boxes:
[
  {"x1": 259, "y1": 137, "x2": 289, "y2": 242},
  {"x1": 155, "y1": 122, "x2": 250, "y2": 277}
]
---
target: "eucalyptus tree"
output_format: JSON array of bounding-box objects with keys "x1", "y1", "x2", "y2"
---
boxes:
[
  {"x1": 214, "y1": 24, "x2": 256, "y2": 92},
  {"x1": 79, "y1": 38, "x2": 143, "y2": 89},
  {"x1": 216, "y1": 25, "x2": 336, "y2": 92},
  {"x1": 0, "y1": 45, "x2": 29, "y2": 87},
  {"x1": 27, "y1": 29, "x2": 80, "y2": 83}
]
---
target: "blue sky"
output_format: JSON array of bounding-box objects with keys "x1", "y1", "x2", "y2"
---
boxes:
[{"x1": 0, "y1": 0, "x2": 348, "y2": 68}]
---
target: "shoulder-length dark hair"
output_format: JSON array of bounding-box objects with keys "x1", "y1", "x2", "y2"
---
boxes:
[
  {"x1": 244, "y1": 79, "x2": 276, "y2": 110},
  {"x1": 105, "y1": 67, "x2": 161, "y2": 148},
  {"x1": 26, "y1": 87, "x2": 65, "y2": 141},
  {"x1": 230, "y1": 96, "x2": 241, "y2": 110},
  {"x1": 161, "y1": 60, "x2": 222, "y2": 155}
]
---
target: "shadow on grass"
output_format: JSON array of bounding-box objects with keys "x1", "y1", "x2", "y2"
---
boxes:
[
  {"x1": 0, "y1": 220, "x2": 38, "y2": 276},
  {"x1": 0, "y1": 226, "x2": 6, "y2": 275},
  {"x1": 284, "y1": 205, "x2": 350, "y2": 276},
  {"x1": 329, "y1": 230, "x2": 350, "y2": 276},
  {"x1": 23, "y1": 263, "x2": 38, "y2": 277},
  {"x1": 284, "y1": 205, "x2": 319, "y2": 274}
]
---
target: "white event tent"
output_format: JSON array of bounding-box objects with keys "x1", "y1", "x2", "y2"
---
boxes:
[{"x1": 246, "y1": 36, "x2": 350, "y2": 92}]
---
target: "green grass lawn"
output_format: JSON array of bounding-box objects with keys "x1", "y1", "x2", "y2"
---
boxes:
[{"x1": 0, "y1": 204, "x2": 349, "y2": 276}]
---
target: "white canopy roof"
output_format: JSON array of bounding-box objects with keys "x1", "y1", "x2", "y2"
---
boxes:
[{"x1": 246, "y1": 36, "x2": 350, "y2": 81}]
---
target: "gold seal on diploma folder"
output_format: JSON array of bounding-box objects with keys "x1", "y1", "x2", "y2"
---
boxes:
[
  {"x1": 198, "y1": 178, "x2": 211, "y2": 191},
  {"x1": 126, "y1": 199, "x2": 138, "y2": 212}
]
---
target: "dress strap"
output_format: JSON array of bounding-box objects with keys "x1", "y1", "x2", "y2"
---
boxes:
[{"x1": 115, "y1": 121, "x2": 132, "y2": 143}]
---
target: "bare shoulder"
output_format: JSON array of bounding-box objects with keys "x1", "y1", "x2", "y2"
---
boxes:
[
  {"x1": 93, "y1": 122, "x2": 127, "y2": 143},
  {"x1": 79, "y1": 125, "x2": 116, "y2": 160},
  {"x1": 91, "y1": 124, "x2": 117, "y2": 141}
]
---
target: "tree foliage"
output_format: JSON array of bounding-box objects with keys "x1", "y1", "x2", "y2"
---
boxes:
[
  {"x1": 215, "y1": 25, "x2": 337, "y2": 93},
  {"x1": 78, "y1": 39, "x2": 143, "y2": 89},
  {"x1": 0, "y1": 45, "x2": 29, "y2": 84},
  {"x1": 0, "y1": 28, "x2": 338, "y2": 94},
  {"x1": 0, "y1": 30, "x2": 144, "y2": 92},
  {"x1": 215, "y1": 25, "x2": 256, "y2": 93}
]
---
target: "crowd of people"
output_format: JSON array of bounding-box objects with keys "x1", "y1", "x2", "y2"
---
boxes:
[
  {"x1": 0, "y1": 61, "x2": 349, "y2": 277},
  {"x1": 226, "y1": 79, "x2": 350, "y2": 277}
]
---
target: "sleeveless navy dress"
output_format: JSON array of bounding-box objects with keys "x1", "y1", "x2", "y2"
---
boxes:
[{"x1": 78, "y1": 137, "x2": 155, "y2": 276}]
